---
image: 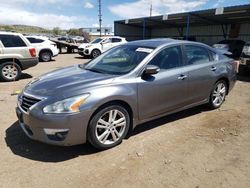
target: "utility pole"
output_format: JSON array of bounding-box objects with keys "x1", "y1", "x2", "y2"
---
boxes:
[
  {"x1": 98, "y1": 0, "x2": 102, "y2": 37},
  {"x1": 150, "y1": 3, "x2": 152, "y2": 17}
]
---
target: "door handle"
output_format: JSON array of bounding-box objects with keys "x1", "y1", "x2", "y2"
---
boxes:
[
  {"x1": 211, "y1": 66, "x2": 217, "y2": 71},
  {"x1": 178, "y1": 74, "x2": 187, "y2": 80}
]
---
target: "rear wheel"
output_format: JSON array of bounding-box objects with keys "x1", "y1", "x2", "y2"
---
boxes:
[
  {"x1": 91, "y1": 49, "x2": 101, "y2": 59},
  {"x1": 88, "y1": 105, "x2": 130, "y2": 150},
  {"x1": 208, "y1": 80, "x2": 227, "y2": 109},
  {"x1": 0, "y1": 62, "x2": 21, "y2": 81},
  {"x1": 40, "y1": 51, "x2": 52, "y2": 62}
]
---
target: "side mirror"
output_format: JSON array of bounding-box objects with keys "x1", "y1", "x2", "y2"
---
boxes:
[{"x1": 144, "y1": 65, "x2": 160, "y2": 75}]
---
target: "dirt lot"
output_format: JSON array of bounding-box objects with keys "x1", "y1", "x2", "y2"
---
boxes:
[{"x1": 0, "y1": 54, "x2": 250, "y2": 188}]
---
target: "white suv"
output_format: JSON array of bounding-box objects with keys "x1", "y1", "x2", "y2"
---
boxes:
[
  {"x1": 26, "y1": 36, "x2": 59, "y2": 62},
  {"x1": 0, "y1": 32, "x2": 38, "y2": 81},
  {"x1": 78, "y1": 36, "x2": 127, "y2": 58}
]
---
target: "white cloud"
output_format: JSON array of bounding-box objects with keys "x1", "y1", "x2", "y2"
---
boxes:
[
  {"x1": 0, "y1": 6, "x2": 87, "y2": 29},
  {"x1": 92, "y1": 23, "x2": 99, "y2": 27},
  {"x1": 109, "y1": 0, "x2": 207, "y2": 19},
  {"x1": 84, "y1": 2, "x2": 94, "y2": 9}
]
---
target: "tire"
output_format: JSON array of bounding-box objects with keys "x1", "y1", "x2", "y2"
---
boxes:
[
  {"x1": 91, "y1": 49, "x2": 101, "y2": 59},
  {"x1": 88, "y1": 104, "x2": 130, "y2": 150},
  {"x1": 0, "y1": 62, "x2": 21, "y2": 82},
  {"x1": 40, "y1": 51, "x2": 52, "y2": 62},
  {"x1": 208, "y1": 80, "x2": 227, "y2": 109}
]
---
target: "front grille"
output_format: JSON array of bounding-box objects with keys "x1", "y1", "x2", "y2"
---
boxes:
[
  {"x1": 78, "y1": 48, "x2": 84, "y2": 52},
  {"x1": 20, "y1": 95, "x2": 41, "y2": 112}
]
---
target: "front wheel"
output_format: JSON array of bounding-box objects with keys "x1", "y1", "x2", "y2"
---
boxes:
[
  {"x1": 88, "y1": 105, "x2": 130, "y2": 150},
  {"x1": 208, "y1": 80, "x2": 227, "y2": 109},
  {"x1": 0, "y1": 62, "x2": 21, "y2": 81},
  {"x1": 91, "y1": 49, "x2": 101, "y2": 59}
]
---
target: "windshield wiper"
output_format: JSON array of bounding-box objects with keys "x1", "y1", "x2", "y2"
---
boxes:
[{"x1": 84, "y1": 68, "x2": 106, "y2": 74}]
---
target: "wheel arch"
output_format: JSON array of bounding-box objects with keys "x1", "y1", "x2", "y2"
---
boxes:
[
  {"x1": 87, "y1": 100, "x2": 134, "y2": 136},
  {"x1": 39, "y1": 48, "x2": 53, "y2": 57},
  {"x1": 0, "y1": 58, "x2": 23, "y2": 70}
]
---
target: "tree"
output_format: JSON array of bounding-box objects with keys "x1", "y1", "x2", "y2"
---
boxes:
[
  {"x1": 80, "y1": 30, "x2": 91, "y2": 42},
  {"x1": 52, "y1": 27, "x2": 61, "y2": 36},
  {"x1": 67, "y1": 28, "x2": 80, "y2": 36}
]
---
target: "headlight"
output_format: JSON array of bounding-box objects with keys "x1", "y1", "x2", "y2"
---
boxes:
[
  {"x1": 43, "y1": 94, "x2": 90, "y2": 114},
  {"x1": 86, "y1": 45, "x2": 92, "y2": 48}
]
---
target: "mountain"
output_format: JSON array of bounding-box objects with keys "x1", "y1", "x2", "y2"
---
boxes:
[{"x1": 0, "y1": 24, "x2": 51, "y2": 34}]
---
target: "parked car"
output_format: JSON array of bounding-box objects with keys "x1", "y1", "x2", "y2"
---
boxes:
[
  {"x1": 16, "y1": 39, "x2": 237, "y2": 149},
  {"x1": 0, "y1": 32, "x2": 38, "y2": 81},
  {"x1": 26, "y1": 36, "x2": 59, "y2": 62},
  {"x1": 213, "y1": 39, "x2": 245, "y2": 57},
  {"x1": 239, "y1": 42, "x2": 250, "y2": 74},
  {"x1": 78, "y1": 36, "x2": 127, "y2": 58}
]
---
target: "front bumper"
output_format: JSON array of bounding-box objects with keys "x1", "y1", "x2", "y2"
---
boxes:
[{"x1": 16, "y1": 105, "x2": 91, "y2": 146}]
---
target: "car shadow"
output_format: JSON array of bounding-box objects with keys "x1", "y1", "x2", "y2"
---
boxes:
[
  {"x1": 74, "y1": 56, "x2": 91, "y2": 60},
  {"x1": 20, "y1": 73, "x2": 33, "y2": 80},
  {"x1": 5, "y1": 105, "x2": 209, "y2": 163}
]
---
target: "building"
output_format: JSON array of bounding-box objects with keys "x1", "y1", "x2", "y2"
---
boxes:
[
  {"x1": 114, "y1": 4, "x2": 250, "y2": 45},
  {"x1": 80, "y1": 27, "x2": 113, "y2": 40}
]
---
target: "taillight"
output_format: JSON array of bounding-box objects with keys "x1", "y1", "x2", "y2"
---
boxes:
[{"x1": 29, "y1": 48, "x2": 36, "y2": 57}]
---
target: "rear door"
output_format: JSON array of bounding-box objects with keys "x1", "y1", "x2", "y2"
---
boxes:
[
  {"x1": 0, "y1": 34, "x2": 30, "y2": 58},
  {"x1": 138, "y1": 45, "x2": 189, "y2": 120},
  {"x1": 183, "y1": 44, "x2": 219, "y2": 104},
  {"x1": 111, "y1": 38, "x2": 123, "y2": 47}
]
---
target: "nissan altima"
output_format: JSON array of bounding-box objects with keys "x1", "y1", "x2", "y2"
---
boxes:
[{"x1": 16, "y1": 39, "x2": 237, "y2": 149}]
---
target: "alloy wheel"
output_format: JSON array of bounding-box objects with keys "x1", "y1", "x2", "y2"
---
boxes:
[
  {"x1": 2, "y1": 64, "x2": 18, "y2": 80},
  {"x1": 212, "y1": 82, "x2": 226, "y2": 107},
  {"x1": 95, "y1": 109, "x2": 127, "y2": 145}
]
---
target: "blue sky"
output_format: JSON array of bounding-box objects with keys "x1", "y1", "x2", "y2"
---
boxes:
[{"x1": 0, "y1": 0, "x2": 249, "y2": 29}]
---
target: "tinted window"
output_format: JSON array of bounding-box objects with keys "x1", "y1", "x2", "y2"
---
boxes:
[
  {"x1": 184, "y1": 45, "x2": 210, "y2": 65},
  {"x1": 149, "y1": 46, "x2": 182, "y2": 70},
  {"x1": 27, "y1": 37, "x2": 44, "y2": 43},
  {"x1": 91, "y1": 38, "x2": 103, "y2": 44},
  {"x1": 0, "y1": 34, "x2": 27, "y2": 47},
  {"x1": 112, "y1": 38, "x2": 122, "y2": 43}
]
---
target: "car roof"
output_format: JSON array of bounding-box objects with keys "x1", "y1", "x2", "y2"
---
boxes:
[
  {"x1": 127, "y1": 38, "x2": 188, "y2": 48},
  {"x1": 0, "y1": 31, "x2": 22, "y2": 35}
]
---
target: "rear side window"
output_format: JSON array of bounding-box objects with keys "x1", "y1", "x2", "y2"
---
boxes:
[
  {"x1": 149, "y1": 46, "x2": 182, "y2": 70},
  {"x1": 0, "y1": 34, "x2": 27, "y2": 47},
  {"x1": 184, "y1": 45, "x2": 210, "y2": 65},
  {"x1": 27, "y1": 37, "x2": 44, "y2": 43},
  {"x1": 112, "y1": 38, "x2": 122, "y2": 43}
]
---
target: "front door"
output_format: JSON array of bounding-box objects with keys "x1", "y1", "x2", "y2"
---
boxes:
[{"x1": 138, "y1": 45, "x2": 189, "y2": 120}]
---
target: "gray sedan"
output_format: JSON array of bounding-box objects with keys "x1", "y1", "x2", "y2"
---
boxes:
[{"x1": 16, "y1": 39, "x2": 237, "y2": 149}]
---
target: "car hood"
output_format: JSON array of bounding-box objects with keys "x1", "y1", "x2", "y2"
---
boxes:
[
  {"x1": 24, "y1": 65, "x2": 117, "y2": 97},
  {"x1": 79, "y1": 43, "x2": 90, "y2": 48}
]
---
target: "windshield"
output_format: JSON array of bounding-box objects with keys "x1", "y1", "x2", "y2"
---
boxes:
[
  {"x1": 90, "y1": 38, "x2": 103, "y2": 44},
  {"x1": 84, "y1": 45, "x2": 154, "y2": 75}
]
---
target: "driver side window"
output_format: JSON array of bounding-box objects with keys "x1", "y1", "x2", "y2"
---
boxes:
[{"x1": 148, "y1": 46, "x2": 182, "y2": 70}]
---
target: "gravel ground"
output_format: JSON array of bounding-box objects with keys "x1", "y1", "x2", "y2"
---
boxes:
[{"x1": 0, "y1": 54, "x2": 250, "y2": 188}]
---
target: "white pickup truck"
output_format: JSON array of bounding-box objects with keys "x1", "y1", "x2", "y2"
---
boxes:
[
  {"x1": 78, "y1": 36, "x2": 127, "y2": 58},
  {"x1": 0, "y1": 32, "x2": 38, "y2": 81}
]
